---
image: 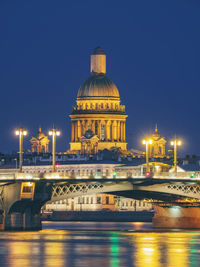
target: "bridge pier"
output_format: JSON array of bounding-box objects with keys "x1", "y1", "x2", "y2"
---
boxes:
[
  {"x1": 0, "y1": 180, "x2": 51, "y2": 231},
  {"x1": 0, "y1": 211, "x2": 42, "y2": 231},
  {"x1": 153, "y1": 205, "x2": 200, "y2": 229},
  {"x1": 23, "y1": 209, "x2": 42, "y2": 230}
]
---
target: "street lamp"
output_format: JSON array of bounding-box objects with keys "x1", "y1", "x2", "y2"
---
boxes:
[
  {"x1": 170, "y1": 138, "x2": 182, "y2": 173},
  {"x1": 142, "y1": 139, "x2": 153, "y2": 173},
  {"x1": 48, "y1": 127, "x2": 61, "y2": 172},
  {"x1": 15, "y1": 127, "x2": 28, "y2": 172}
]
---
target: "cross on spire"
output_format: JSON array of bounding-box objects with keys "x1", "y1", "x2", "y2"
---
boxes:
[{"x1": 155, "y1": 124, "x2": 158, "y2": 133}]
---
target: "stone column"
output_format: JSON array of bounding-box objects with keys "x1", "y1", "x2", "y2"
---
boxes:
[
  {"x1": 80, "y1": 120, "x2": 82, "y2": 136},
  {"x1": 77, "y1": 120, "x2": 81, "y2": 140},
  {"x1": 119, "y1": 121, "x2": 121, "y2": 141},
  {"x1": 74, "y1": 121, "x2": 78, "y2": 141},
  {"x1": 105, "y1": 120, "x2": 108, "y2": 141},
  {"x1": 116, "y1": 121, "x2": 120, "y2": 141},
  {"x1": 92, "y1": 120, "x2": 95, "y2": 134},
  {"x1": 120, "y1": 121, "x2": 123, "y2": 142},
  {"x1": 113, "y1": 121, "x2": 117, "y2": 141},
  {"x1": 161, "y1": 145, "x2": 165, "y2": 157},
  {"x1": 116, "y1": 121, "x2": 118, "y2": 141},
  {"x1": 107, "y1": 120, "x2": 111, "y2": 141},
  {"x1": 71, "y1": 121, "x2": 75, "y2": 142},
  {"x1": 111, "y1": 121, "x2": 114, "y2": 141},
  {"x1": 82, "y1": 120, "x2": 86, "y2": 136},
  {"x1": 123, "y1": 121, "x2": 126, "y2": 142},
  {"x1": 98, "y1": 120, "x2": 101, "y2": 139}
]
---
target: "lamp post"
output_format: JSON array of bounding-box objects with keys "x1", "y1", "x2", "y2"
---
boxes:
[
  {"x1": 170, "y1": 138, "x2": 182, "y2": 173},
  {"x1": 142, "y1": 139, "x2": 153, "y2": 173},
  {"x1": 15, "y1": 127, "x2": 28, "y2": 172},
  {"x1": 48, "y1": 127, "x2": 61, "y2": 172}
]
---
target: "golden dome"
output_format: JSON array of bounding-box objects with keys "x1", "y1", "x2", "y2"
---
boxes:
[
  {"x1": 77, "y1": 74, "x2": 120, "y2": 98},
  {"x1": 151, "y1": 125, "x2": 163, "y2": 141},
  {"x1": 36, "y1": 128, "x2": 45, "y2": 139}
]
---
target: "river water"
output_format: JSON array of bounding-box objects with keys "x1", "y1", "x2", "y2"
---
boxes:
[{"x1": 0, "y1": 221, "x2": 199, "y2": 267}]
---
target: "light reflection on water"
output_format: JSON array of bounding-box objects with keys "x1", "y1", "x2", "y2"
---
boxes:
[{"x1": 0, "y1": 222, "x2": 199, "y2": 266}]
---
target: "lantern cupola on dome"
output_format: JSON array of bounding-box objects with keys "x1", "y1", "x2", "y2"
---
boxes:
[{"x1": 77, "y1": 47, "x2": 120, "y2": 99}]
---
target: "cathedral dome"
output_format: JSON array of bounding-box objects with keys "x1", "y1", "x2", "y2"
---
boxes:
[
  {"x1": 77, "y1": 74, "x2": 120, "y2": 98},
  {"x1": 151, "y1": 125, "x2": 162, "y2": 141},
  {"x1": 37, "y1": 128, "x2": 45, "y2": 139}
]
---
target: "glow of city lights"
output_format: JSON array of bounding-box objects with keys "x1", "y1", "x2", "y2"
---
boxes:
[
  {"x1": 170, "y1": 139, "x2": 182, "y2": 147},
  {"x1": 142, "y1": 139, "x2": 153, "y2": 145},
  {"x1": 177, "y1": 141, "x2": 182, "y2": 146},
  {"x1": 15, "y1": 128, "x2": 28, "y2": 136}
]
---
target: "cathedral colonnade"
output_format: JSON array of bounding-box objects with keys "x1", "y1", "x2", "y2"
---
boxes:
[{"x1": 71, "y1": 119, "x2": 126, "y2": 143}]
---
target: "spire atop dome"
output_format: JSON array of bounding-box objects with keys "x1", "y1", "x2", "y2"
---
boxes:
[
  {"x1": 90, "y1": 46, "x2": 106, "y2": 75},
  {"x1": 155, "y1": 124, "x2": 158, "y2": 133},
  {"x1": 92, "y1": 46, "x2": 105, "y2": 55}
]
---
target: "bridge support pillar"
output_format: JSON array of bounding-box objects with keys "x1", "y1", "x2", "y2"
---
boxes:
[
  {"x1": 23, "y1": 209, "x2": 41, "y2": 230},
  {"x1": 3, "y1": 212, "x2": 42, "y2": 231},
  {"x1": 153, "y1": 205, "x2": 200, "y2": 229}
]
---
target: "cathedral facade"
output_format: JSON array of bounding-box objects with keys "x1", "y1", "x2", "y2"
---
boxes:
[
  {"x1": 69, "y1": 47, "x2": 127, "y2": 154},
  {"x1": 148, "y1": 125, "x2": 166, "y2": 158},
  {"x1": 30, "y1": 128, "x2": 50, "y2": 153}
]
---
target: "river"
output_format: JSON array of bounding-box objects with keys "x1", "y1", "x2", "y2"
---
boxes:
[{"x1": 0, "y1": 221, "x2": 199, "y2": 267}]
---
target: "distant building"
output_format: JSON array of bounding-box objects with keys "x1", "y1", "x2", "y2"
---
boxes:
[
  {"x1": 69, "y1": 47, "x2": 127, "y2": 154},
  {"x1": 148, "y1": 125, "x2": 167, "y2": 158},
  {"x1": 30, "y1": 128, "x2": 50, "y2": 153},
  {"x1": 44, "y1": 194, "x2": 153, "y2": 212}
]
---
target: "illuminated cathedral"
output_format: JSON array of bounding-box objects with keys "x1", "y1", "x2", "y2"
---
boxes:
[
  {"x1": 30, "y1": 128, "x2": 50, "y2": 153},
  {"x1": 69, "y1": 47, "x2": 127, "y2": 154}
]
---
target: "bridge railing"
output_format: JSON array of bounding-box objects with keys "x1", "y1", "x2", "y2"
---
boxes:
[
  {"x1": 0, "y1": 170, "x2": 199, "y2": 180},
  {"x1": 154, "y1": 171, "x2": 200, "y2": 179}
]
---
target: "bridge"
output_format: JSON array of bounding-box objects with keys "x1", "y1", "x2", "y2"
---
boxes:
[{"x1": 0, "y1": 170, "x2": 200, "y2": 230}]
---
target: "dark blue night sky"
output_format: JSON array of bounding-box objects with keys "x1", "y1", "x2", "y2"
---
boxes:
[{"x1": 0, "y1": 0, "x2": 200, "y2": 155}]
